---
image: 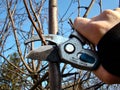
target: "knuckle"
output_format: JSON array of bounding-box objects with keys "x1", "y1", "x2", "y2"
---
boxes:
[
  {"x1": 102, "y1": 9, "x2": 120, "y2": 19},
  {"x1": 102, "y1": 9, "x2": 113, "y2": 15}
]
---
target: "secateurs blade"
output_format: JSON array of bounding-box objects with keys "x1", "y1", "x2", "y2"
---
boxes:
[{"x1": 25, "y1": 30, "x2": 100, "y2": 70}]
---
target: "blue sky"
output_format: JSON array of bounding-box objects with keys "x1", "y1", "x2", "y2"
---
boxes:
[
  {"x1": 1, "y1": 1, "x2": 120, "y2": 88},
  {"x1": 56, "y1": 0, "x2": 120, "y2": 37},
  {"x1": 58, "y1": 0, "x2": 119, "y2": 19},
  {"x1": 1, "y1": 0, "x2": 120, "y2": 56}
]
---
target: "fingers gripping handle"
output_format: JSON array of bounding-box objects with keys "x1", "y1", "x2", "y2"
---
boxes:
[
  {"x1": 70, "y1": 30, "x2": 89, "y2": 45},
  {"x1": 79, "y1": 49, "x2": 100, "y2": 70}
]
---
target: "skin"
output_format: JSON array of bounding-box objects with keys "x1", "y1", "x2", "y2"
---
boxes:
[{"x1": 74, "y1": 8, "x2": 120, "y2": 84}]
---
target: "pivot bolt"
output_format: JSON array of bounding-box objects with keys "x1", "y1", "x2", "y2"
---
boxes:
[{"x1": 64, "y1": 43, "x2": 75, "y2": 53}]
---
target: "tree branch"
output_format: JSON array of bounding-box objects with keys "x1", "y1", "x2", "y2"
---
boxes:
[
  {"x1": 23, "y1": 0, "x2": 47, "y2": 45},
  {"x1": 29, "y1": 0, "x2": 42, "y2": 30},
  {"x1": 0, "y1": 54, "x2": 29, "y2": 75},
  {"x1": 30, "y1": 72, "x2": 49, "y2": 90},
  {"x1": 83, "y1": 0, "x2": 95, "y2": 17},
  {"x1": 6, "y1": 0, "x2": 33, "y2": 73}
]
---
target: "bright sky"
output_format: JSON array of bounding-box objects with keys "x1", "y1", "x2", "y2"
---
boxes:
[
  {"x1": 2, "y1": 0, "x2": 120, "y2": 57},
  {"x1": 56, "y1": 0, "x2": 120, "y2": 37},
  {"x1": 58, "y1": 0, "x2": 119, "y2": 19}
]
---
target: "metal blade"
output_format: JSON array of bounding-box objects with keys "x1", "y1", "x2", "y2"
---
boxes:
[
  {"x1": 24, "y1": 34, "x2": 68, "y2": 45},
  {"x1": 26, "y1": 45, "x2": 54, "y2": 60},
  {"x1": 24, "y1": 36, "x2": 39, "y2": 45}
]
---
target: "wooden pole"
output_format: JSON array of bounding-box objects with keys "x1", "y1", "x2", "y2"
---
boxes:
[{"x1": 48, "y1": 0, "x2": 61, "y2": 90}]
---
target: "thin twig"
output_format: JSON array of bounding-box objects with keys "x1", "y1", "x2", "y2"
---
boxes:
[
  {"x1": 6, "y1": 0, "x2": 33, "y2": 73},
  {"x1": 83, "y1": 0, "x2": 95, "y2": 17},
  {"x1": 29, "y1": 0, "x2": 42, "y2": 30},
  {"x1": 77, "y1": 0, "x2": 80, "y2": 17},
  {"x1": 30, "y1": 72, "x2": 49, "y2": 90},
  {"x1": 0, "y1": 54, "x2": 29, "y2": 75}
]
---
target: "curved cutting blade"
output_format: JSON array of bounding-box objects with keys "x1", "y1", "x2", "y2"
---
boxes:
[
  {"x1": 24, "y1": 34, "x2": 68, "y2": 45},
  {"x1": 26, "y1": 45, "x2": 54, "y2": 60},
  {"x1": 26, "y1": 45, "x2": 60, "y2": 62}
]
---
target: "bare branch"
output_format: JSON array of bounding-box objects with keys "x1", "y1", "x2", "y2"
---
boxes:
[
  {"x1": 30, "y1": 72, "x2": 49, "y2": 90},
  {"x1": 77, "y1": 0, "x2": 80, "y2": 17},
  {"x1": 23, "y1": 0, "x2": 47, "y2": 45},
  {"x1": 6, "y1": 0, "x2": 33, "y2": 73},
  {"x1": 0, "y1": 54, "x2": 29, "y2": 75},
  {"x1": 29, "y1": 0, "x2": 42, "y2": 30},
  {"x1": 83, "y1": 0, "x2": 95, "y2": 17}
]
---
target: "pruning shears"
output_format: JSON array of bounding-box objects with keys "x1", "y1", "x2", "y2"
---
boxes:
[{"x1": 25, "y1": 30, "x2": 100, "y2": 70}]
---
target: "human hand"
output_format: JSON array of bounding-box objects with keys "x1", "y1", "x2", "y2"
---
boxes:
[
  {"x1": 74, "y1": 8, "x2": 120, "y2": 84},
  {"x1": 74, "y1": 8, "x2": 120, "y2": 45}
]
